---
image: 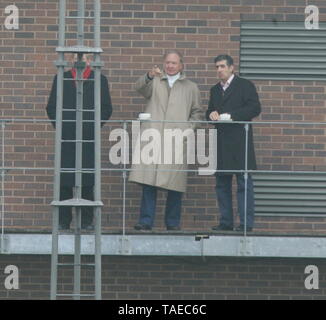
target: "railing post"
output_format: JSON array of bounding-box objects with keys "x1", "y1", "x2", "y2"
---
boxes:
[
  {"x1": 122, "y1": 121, "x2": 127, "y2": 237},
  {"x1": 244, "y1": 123, "x2": 249, "y2": 238},
  {"x1": 0, "y1": 121, "x2": 5, "y2": 254}
]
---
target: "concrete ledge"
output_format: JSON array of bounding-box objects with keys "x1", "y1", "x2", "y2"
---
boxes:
[{"x1": 1, "y1": 233, "x2": 326, "y2": 258}]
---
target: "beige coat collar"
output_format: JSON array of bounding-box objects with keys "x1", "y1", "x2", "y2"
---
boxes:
[{"x1": 161, "y1": 72, "x2": 186, "y2": 81}]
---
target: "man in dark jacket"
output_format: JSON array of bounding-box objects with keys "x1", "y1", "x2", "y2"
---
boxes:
[
  {"x1": 46, "y1": 54, "x2": 112, "y2": 230},
  {"x1": 206, "y1": 54, "x2": 261, "y2": 232}
]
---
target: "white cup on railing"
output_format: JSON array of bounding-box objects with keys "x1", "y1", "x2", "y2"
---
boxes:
[
  {"x1": 219, "y1": 113, "x2": 232, "y2": 121},
  {"x1": 138, "y1": 113, "x2": 151, "y2": 121}
]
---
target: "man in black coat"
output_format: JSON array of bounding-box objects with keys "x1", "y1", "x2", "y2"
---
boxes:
[
  {"x1": 46, "y1": 54, "x2": 113, "y2": 230},
  {"x1": 206, "y1": 54, "x2": 261, "y2": 232}
]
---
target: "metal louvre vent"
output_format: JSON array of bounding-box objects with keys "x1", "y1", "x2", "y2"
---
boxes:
[
  {"x1": 253, "y1": 173, "x2": 326, "y2": 217},
  {"x1": 240, "y1": 21, "x2": 326, "y2": 81}
]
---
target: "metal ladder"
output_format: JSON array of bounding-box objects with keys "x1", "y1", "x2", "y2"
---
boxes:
[{"x1": 50, "y1": 0, "x2": 103, "y2": 300}]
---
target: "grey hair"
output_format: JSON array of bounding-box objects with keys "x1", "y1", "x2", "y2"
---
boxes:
[{"x1": 163, "y1": 50, "x2": 184, "y2": 64}]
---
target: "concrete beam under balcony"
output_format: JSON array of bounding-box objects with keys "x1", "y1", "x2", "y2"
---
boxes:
[{"x1": 1, "y1": 233, "x2": 326, "y2": 258}]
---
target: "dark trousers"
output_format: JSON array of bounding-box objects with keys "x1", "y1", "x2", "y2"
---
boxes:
[
  {"x1": 138, "y1": 185, "x2": 183, "y2": 228},
  {"x1": 59, "y1": 186, "x2": 94, "y2": 227},
  {"x1": 215, "y1": 174, "x2": 255, "y2": 228}
]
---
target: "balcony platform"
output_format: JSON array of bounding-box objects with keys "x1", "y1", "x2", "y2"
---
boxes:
[{"x1": 1, "y1": 229, "x2": 326, "y2": 258}]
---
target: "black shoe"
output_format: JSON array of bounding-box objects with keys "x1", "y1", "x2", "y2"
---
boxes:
[
  {"x1": 166, "y1": 226, "x2": 180, "y2": 231},
  {"x1": 82, "y1": 224, "x2": 94, "y2": 231},
  {"x1": 211, "y1": 224, "x2": 233, "y2": 231},
  {"x1": 235, "y1": 225, "x2": 253, "y2": 232},
  {"x1": 59, "y1": 223, "x2": 70, "y2": 230},
  {"x1": 134, "y1": 223, "x2": 152, "y2": 231}
]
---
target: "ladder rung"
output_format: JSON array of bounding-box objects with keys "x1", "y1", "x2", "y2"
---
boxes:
[
  {"x1": 65, "y1": 16, "x2": 94, "y2": 20},
  {"x1": 63, "y1": 78, "x2": 95, "y2": 82},
  {"x1": 61, "y1": 140, "x2": 95, "y2": 143},
  {"x1": 51, "y1": 199, "x2": 103, "y2": 207},
  {"x1": 59, "y1": 171, "x2": 95, "y2": 174},
  {"x1": 63, "y1": 109, "x2": 95, "y2": 112},
  {"x1": 56, "y1": 46, "x2": 103, "y2": 54},
  {"x1": 61, "y1": 120, "x2": 95, "y2": 122},
  {"x1": 57, "y1": 263, "x2": 95, "y2": 267},
  {"x1": 60, "y1": 168, "x2": 94, "y2": 170},
  {"x1": 56, "y1": 293, "x2": 96, "y2": 297}
]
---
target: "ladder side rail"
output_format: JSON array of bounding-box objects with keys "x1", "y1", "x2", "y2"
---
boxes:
[
  {"x1": 50, "y1": 0, "x2": 66, "y2": 300},
  {"x1": 73, "y1": 0, "x2": 86, "y2": 300},
  {"x1": 73, "y1": 57, "x2": 83, "y2": 300},
  {"x1": 93, "y1": 0, "x2": 102, "y2": 300}
]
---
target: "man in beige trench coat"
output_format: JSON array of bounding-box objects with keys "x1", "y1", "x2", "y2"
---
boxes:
[{"x1": 129, "y1": 50, "x2": 204, "y2": 231}]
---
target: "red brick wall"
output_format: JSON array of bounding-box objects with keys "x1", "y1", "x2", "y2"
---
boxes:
[
  {"x1": 0, "y1": 0, "x2": 326, "y2": 233},
  {"x1": 0, "y1": 255, "x2": 325, "y2": 300}
]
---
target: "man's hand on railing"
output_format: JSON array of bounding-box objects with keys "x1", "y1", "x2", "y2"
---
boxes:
[
  {"x1": 209, "y1": 111, "x2": 232, "y2": 121},
  {"x1": 209, "y1": 111, "x2": 220, "y2": 121}
]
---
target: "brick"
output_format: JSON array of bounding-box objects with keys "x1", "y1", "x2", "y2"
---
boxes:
[
  {"x1": 15, "y1": 33, "x2": 35, "y2": 39},
  {"x1": 244, "y1": 0, "x2": 262, "y2": 3},
  {"x1": 305, "y1": 144, "x2": 325, "y2": 150},
  {"x1": 221, "y1": 0, "x2": 241, "y2": 4},
  {"x1": 112, "y1": 12, "x2": 132, "y2": 18},
  {"x1": 167, "y1": 5, "x2": 187, "y2": 12},
  {"x1": 156, "y1": 12, "x2": 176, "y2": 18},
  {"x1": 188, "y1": 20, "x2": 207, "y2": 26},
  {"x1": 177, "y1": 28, "x2": 197, "y2": 33},
  {"x1": 132, "y1": 41, "x2": 153, "y2": 47},
  {"x1": 133, "y1": 27, "x2": 154, "y2": 33},
  {"x1": 111, "y1": 41, "x2": 131, "y2": 47},
  {"x1": 134, "y1": 12, "x2": 154, "y2": 18},
  {"x1": 188, "y1": 6, "x2": 209, "y2": 12},
  {"x1": 210, "y1": 6, "x2": 230, "y2": 12},
  {"x1": 122, "y1": 4, "x2": 143, "y2": 11}
]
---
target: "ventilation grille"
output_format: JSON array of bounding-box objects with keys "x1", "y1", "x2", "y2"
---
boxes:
[
  {"x1": 253, "y1": 173, "x2": 326, "y2": 216},
  {"x1": 240, "y1": 21, "x2": 326, "y2": 80}
]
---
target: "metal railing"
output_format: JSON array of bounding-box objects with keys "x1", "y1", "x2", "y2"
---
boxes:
[{"x1": 0, "y1": 118, "x2": 326, "y2": 252}]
